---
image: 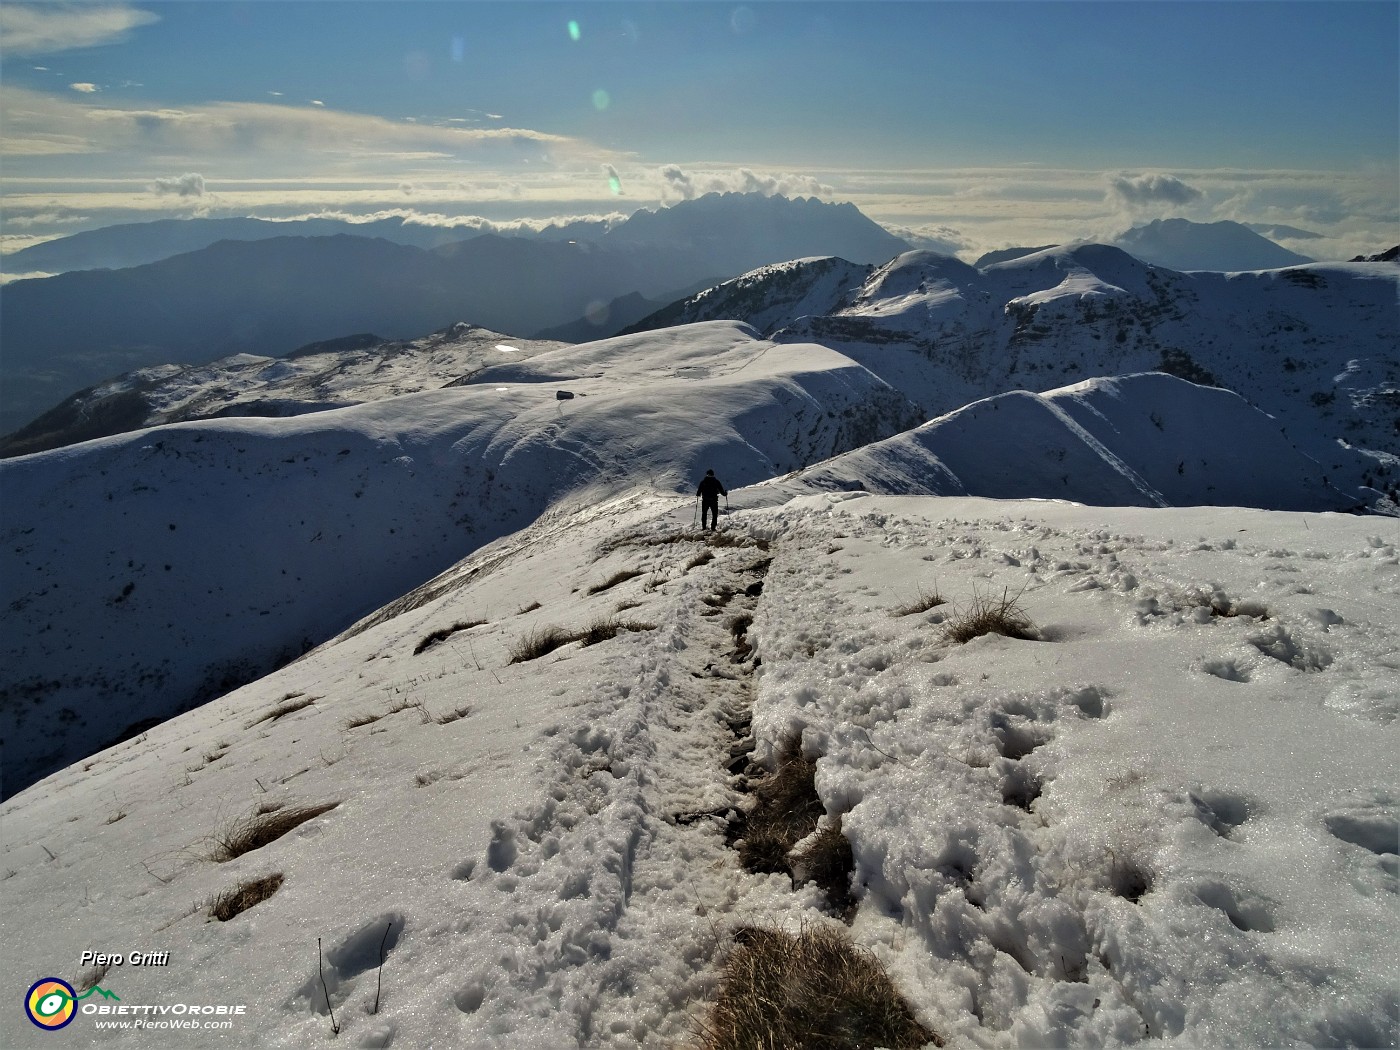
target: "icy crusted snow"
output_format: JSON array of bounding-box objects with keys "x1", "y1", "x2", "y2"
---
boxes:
[{"x1": 1, "y1": 494, "x2": 1396, "y2": 1048}]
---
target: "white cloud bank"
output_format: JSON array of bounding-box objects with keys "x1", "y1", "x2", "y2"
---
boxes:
[
  {"x1": 1106, "y1": 171, "x2": 1205, "y2": 209},
  {"x1": 150, "y1": 172, "x2": 205, "y2": 197},
  {"x1": 0, "y1": 86, "x2": 611, "y2": 176},
  {"x1": 0, "y1": 3, "x2": 158, "y2": 56},
  {"x1": 658, "y1": 164, "x2": 834, "y2": 203}
]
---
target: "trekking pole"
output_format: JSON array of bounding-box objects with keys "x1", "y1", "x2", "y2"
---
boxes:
[{"x1": 693, "y1": 496, "x2": 700, "y2": 527}]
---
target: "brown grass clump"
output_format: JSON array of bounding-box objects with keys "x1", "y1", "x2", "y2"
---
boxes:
[
  {"x1": 508, "y1": 620, "x2": 655, "y2": 662},
  {"x1": 699, "y1": 925, "x2": 938, "y2": 1050},
  {"x1": 893, "y1": 584, "x2": 946, "y2": 617},
  {"x1": 413, "y1": 620, "x2": 487, "y2": 655},
  {"x1": 945, "y1": 588, "x2": 1037, "y2": 643},
  {"x1": 685, "y1": 549, "x2": 716, "y2": 571},
  {"x1": 739, "y1": 736, "x2": 823, "y2": 876},
  {"x1": 245, "y1": 693, "x2": 316, "y2": 728},
  {"x1": 210, "y1": 802, "x2": 340, "y2": 862},
  {"x1": 431, "y1": 703, "x2": 472, "y2": 725},
  {"x1": 508, "y1": 625, "x2": 577, "y2": 663},
  {"x1": 586, "y1": 568, "x2": 645, "y2": 595},
  {"x1": 577, "y1": 617, "x2": 656, "y2": 647},
  {"x1": 793, "y1": 816, "x2": 857, "y2": 920},
  {"x1": 209, "y1": 872, "x2": 285, "y2": 921}
]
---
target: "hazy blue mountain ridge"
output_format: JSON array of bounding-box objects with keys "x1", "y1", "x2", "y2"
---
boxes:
[{"x1": 0, "y1": 195, "x2": 916, "y2": 434}]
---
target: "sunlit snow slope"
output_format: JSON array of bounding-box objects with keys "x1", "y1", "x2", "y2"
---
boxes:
[
  {"x1": 0, "y1": 322, "x2": 919, "y2": 798},
  {"x1": 636, "y1": 247, "x2": 1400, "y2": 496},
  {"x1": 1, "y1": 494, "x2": 1395, "y2": 1048},
  {"x1": 790, "y1": 372, "x2": 1343, "y2": 510},
  {"x1": 0, "y1": 324, "x2": 571, "y2": 459}
]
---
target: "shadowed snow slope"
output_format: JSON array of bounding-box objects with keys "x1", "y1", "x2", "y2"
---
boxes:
[
  {"x1": 0, "y1": 321, "x2": 919, "y2": 798},
  {"x1": 791, "y1": 373, "x2": 1343, "y2": 510},
  {"x1": 1, "y1": 495, "x2": 1395, "y2": 1048}
]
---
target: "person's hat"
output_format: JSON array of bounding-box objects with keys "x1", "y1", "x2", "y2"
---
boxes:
[{"x1": 706, "y1": 469, "x2": 714, "y2": 475}]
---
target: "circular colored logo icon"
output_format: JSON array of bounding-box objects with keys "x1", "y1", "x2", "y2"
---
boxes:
[{"x1": 25, "y1": 978, "x2": 77, "y2": 1030}]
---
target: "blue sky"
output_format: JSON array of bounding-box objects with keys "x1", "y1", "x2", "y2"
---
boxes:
[{"x1": 2, "y1": 1, "x2": 1396, "y2": 259}]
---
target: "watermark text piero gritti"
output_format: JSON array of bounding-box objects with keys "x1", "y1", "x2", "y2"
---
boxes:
[{"x1": 81, "y1": 950, "x2": 170, "y2": 967}]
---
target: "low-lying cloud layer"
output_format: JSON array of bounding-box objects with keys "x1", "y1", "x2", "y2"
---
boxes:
[
  {"x1": 0, "y1": 3, "x2": 158, "y2": 56},
  {"x1": 659, "y1": 165, "x2": 834, "y2": 202}
]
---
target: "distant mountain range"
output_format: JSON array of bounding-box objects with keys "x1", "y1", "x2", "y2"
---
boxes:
[
  {"x1": 627, "y1": 246, "x2": 1398, "y2": 485},
  {"x1": 12, "y1": 243, "x2": 1395, "y2": 499},
  {"x1": 1112, "y1": 218, "x2": 1314, "y2": 271},
  {"x1": 0, "y1": 194, "x2": 912, "y2": 434}
]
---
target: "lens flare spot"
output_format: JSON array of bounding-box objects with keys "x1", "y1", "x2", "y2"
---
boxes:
[
  {"x1": 584, "y1": 300, "x2": 611, "y2": 327},
  {"x1": 592, "y1": 89, "x2": 610, "y2": 111},
  {"x1": 567, "y1": 20, "x2": 581, "y2": 42},
  {"x1": 451, "y1": 36, "x2": 465, "y2": 62},
  {"x1": 608, "y1": 175, "x2": 622, "y2": 195}
]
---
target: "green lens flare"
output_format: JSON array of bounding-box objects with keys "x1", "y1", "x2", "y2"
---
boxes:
[
  {"x1": 567, "y1": 20, "x2": 580, "y2": 42},
  {"x1": 592, "y1": 89, "x2": 610, "y2": 111},
  {"x1": 608, "y1": 175, "x2": 622, "y2": 195}
]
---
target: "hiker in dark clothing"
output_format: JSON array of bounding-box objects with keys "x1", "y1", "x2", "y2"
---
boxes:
[{"x1": 696, "y1": 469, "x2": 727, "y2": 530}]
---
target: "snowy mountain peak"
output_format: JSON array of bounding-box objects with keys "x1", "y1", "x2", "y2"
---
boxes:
[{"x1": 1113, "y1": 217, "x2": 1314, "y2": 271}]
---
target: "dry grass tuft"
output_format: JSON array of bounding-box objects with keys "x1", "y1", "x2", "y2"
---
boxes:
[
  {"x1": 246, "y1": 693, "x2": 316, "y2": 728},
  {"x1": 387, "y1": 697, "x2": 431, "y2": 723},
  {"x1": 343, "y1": 710, "x2": 384, "y2": 729},
  {"x1": 577, "y1": 617, "x2": 656, "y2": 647},
  {"x1": 516, "y1": 600, "x2": 542, "y2": 615},
  {"x1": 699, "y1": 924, "x2": 939, "y2": 1050},
  {"x1": 738, "y1": 736, "x2": 823, "y2": 877},
  {"x1": 210, "y1": 802, "x2": 340, "y2": 862},
  {"x1": 685, "y1": 549, "x2": 716, "y2": 570},
  {"x1": 508, "y1": 624, "x2": 579, "y2": 664},
  {"x1": 586, "y1": 568, "x2": 645, "y2": 595},
  {"x1": 794, "y1": 816, "x2": 857, "y2": 920},
  {"x1": 945, "y1": 588, "x2": 1037, "y2": 644},
  {"x1": 413, "y1": 620, "x2": 487, "y2": 655},
  {"x1": 509, "y1": 619, "x2": 655, "y2": 662},
  {"x1": 432, "y1": 703, "x2": 472, "y2": 725},
  {"x1": 209, "y1": 872, "x2": 284, "y2": 921},
  {"x1": 893, "y1": 584, "x2": 946, "y2": 617}
]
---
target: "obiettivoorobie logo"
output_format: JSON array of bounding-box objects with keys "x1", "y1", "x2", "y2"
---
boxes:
[{"x1": 24, "y1": 978, "x2": 119, "y2": 1031}]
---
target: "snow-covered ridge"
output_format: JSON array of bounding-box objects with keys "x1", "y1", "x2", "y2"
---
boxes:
[
  {"x1": 0, "y1": 322, "x2": 920, "y2": 798},
  {"x1": 633, "y1": 246, "x2": 1400, "y2": 499},
  {"x1": 2, "y1": 494, "x2": 1395, "y2": 1046},
  {"x1": 0, "y1": 324, "x2": 571, "y2": 459},
  {"x1": 787, "y1": 372, "x2": 1342, "y2": 511}
]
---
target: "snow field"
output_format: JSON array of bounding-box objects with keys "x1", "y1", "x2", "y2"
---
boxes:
[
  {"x1": 746, "y1": 495, "x2": 1398, "y2": 1047},
  {"x1": 1, "y1": 493, "x2": 1396, "y2": 1049}
]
